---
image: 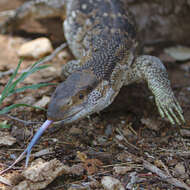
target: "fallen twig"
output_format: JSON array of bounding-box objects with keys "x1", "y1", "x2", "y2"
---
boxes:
[
  {"x1": 143, "y1": 160, "x2": 190, "y2": 190},
  {"x1": 116, "y1": 128, "x2": 139, "y2": 150},
  {"x1": 158, "y1": 148, "x2": 190, "y2": 157},
  {"x1": 0, "y1": 176, "x2": 12, "y2": 186},
  {"x1": 0, "y1": 114, "x2": 42, "y2": 125},
  {"x1": 0, "y1": 148, "x2": 53, "y2": 175}
]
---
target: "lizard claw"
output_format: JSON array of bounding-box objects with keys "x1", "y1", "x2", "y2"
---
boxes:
[{"x1": 155, "y1": 95, "x2": 185, "y2": 125}]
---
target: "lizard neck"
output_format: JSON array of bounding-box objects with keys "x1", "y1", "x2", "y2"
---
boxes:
[{"x1": 79, "y1": 32, "x2": 135, "y2": 93}]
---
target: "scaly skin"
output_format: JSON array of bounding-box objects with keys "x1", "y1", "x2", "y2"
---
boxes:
[{"x1": 0, "y1": 0, "x2": 185, "y2": 160}]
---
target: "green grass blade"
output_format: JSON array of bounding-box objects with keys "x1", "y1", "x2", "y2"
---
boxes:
[
  {"x1": 0, "y1": 58, "x2": 53, "y2": 114},
  {"x1": 9, "y1": 83, "x2": 56, "y2": 95},
  {"x1": 0, "y1": 121, "x2": 11, "y2": 129},
  {"x1": 7, "y1": 65, "x2": 50, "y2": 94},
  {"x1": 0, "y1": 103, "x2": 46, "y2": 115},
  {"x1": 0, "y1": 60, "x2": 22, "y2": 103}
]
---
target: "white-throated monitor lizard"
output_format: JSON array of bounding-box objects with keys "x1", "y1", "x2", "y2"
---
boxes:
[{"x1": 0, "y1": 0, "x2": 185, "y2": 169}]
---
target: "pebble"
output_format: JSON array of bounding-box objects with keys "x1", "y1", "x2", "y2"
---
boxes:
[
  {"x1": 69, "y1": 126, "x2": 82, "y2": 135},
  {"x1": 17, "y1": 37, "x2": 53, "y2": 59},
  {"x1": 114, "y1": 166, "x2": 132, "y2": 175},
  {"x1": 97, "y1": 136, "x2": 108, "y2": 144},
  {"x1": 141, "y1": 117, "x2": 160, "y2": 131},
  {"x1": 115, "y1": 135, "x2": 123, "y2": 141},
  {"x1": 105, "y1": 124, "x2": 113, "y2": 137},
  {"x1": 0, "y1": 131, "x2": 16, "y2": 146},
  {"x1": 101, "y1": 176, "x2": 125, "y2": 190},
  {"x1": 58, "y1": 50, "x2": 72, "y2": 60},
  {"x1": 12, "y1": 158, "x2": 70, "y2": 190},
  {"x1": 175, "y1": 163, "x2": 186, "y2": 176},
  {"x1": 164, "y1": 46, "x2": 190, "y2": 61},
  {"x1": 180, "y1": 129, "x2": 190, "y2": 137},
  {"x1": 34, "y1": 96, "x2": 50, "y2": 108}
]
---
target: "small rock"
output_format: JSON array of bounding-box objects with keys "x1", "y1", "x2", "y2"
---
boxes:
[
  {"x1": 164, "y1": 46, "x2": 190, "y2": 61},
  {"x1": 180, "y1": 62, "x2": 190, "y2": 72},
  {"x1": 70, "y1": 164, "x2": 84, "y2": 176},
  {"x1": 69, "y1": 126, "x2": 82, "y2": 135},
  {"x1": 168, "y1": 159, "x2": 178, "y2": 166},
  {"x1": 115, "y1": 135, "x2": 124, "y2": 141},
  {"x1": 0, "y1": 131, "x2": 16, "y2": 146},
  {"x1": 186, "y1": 179, "x2": 190, "y2": 186},
  {"x1": 97, "y1": 136, "x2": 108, "y2": 144},
  {"x1": 11, "y1": 126, "x2": 31, "y2": 143},
  {"x1": 33, "y1": 148, "x2": 53, "y2": 158},
  {"x1": 101, "y1": 176, "x2": 125, "y2": 190},
  {"x1": 141, "y1": 117, "x2": 160, "y2": 131},
  {"x1": 12, "y1": 158, "x2": 71, "y2": 190},
  {"x1": 18, "y1": 37, "x2": 53, "y2": 59},
  {"x1": 34, "y1": 96, "x2": 50, "y2": 108},
  {"x1": 180, "y1": 129, "x2": 190, "y2": 137},
  {"x1": 58, "y1": 50, "x2": 72, "y2": 60},
  {"x1": 114, "y1": 166, "x2": 133, "y2": 175},
  {"x1": 123, "y1": 128, "x2": 133, "y2": 137},
  {"x1": 16, "y1": 96, "x2": 36, "y2": 105},
  {"x1": 174, "y1": 163, "x2": 186, "y2": 176},
  {"x1": 40, "y1": 67, "x2": 57, "y2": 78},
  {"x1": 105, "y1": 124, "x2": 113, "y2": 137},
  {"x1": 0, "y1": 176, "x2": 12, "y2": 186}
]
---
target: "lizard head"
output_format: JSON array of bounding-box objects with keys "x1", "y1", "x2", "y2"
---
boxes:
[{"x1": 47, "y1": 70, "x2": 115, "y2": 123}]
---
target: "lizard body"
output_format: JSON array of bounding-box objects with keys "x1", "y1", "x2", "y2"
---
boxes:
[
  {"x1": 0, "y1": 0, "x2": 185, "y2": 164},
  {"x1": 48, "y1": 0, "x2": 137, "y2": 122}
]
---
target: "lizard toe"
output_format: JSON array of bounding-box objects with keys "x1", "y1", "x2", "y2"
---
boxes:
[{"x1": 156, "y1": 96, "x2": 185, "y2": 125}]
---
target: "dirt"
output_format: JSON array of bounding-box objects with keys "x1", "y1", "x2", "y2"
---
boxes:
[{"x1": 0, "y1": 1, "x2": 190, "y2": 190}]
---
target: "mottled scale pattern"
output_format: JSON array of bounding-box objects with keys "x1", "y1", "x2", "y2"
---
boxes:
[
  {"x1": 0, "y1": 0, "x2": 185, "y2": 126},
  {"x1": 64, "y1": 0, "x2": 137, "y2": 80}
]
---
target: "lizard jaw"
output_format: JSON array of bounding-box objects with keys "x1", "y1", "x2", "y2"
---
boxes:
[
  {"x1": 47, "y1": 104, "x2": 84, "y2": 122},
  {"x1": 61, "y1": 87, "x2": 117, "y2": 124}
]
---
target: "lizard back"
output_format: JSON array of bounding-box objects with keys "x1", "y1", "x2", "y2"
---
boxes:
[{"x1": 64, "y1": 0, "x2": 137, "y2": 80}]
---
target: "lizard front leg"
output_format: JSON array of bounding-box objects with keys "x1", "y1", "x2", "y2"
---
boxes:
[
  {"x1": 0, "y1": 0, "x2": 66, "y2": 33},
  {"x1": 125, "y1": 55, "x2": 185, "y2": 125}
]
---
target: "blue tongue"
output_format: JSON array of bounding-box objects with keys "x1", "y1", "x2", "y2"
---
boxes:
[
  {"x1": 0, "y1": 120, "x2": 53, "y2": 174},
  {"x1": 25, "y1": 119, "x2": 53, "y2": 167}
]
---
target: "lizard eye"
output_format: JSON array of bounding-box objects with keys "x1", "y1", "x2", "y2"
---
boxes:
[{"x1": 79, "y1": 94, "x2": 84, "y2": 99}]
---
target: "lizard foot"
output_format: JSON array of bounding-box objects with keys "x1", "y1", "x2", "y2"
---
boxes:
[{"x1": 155, "y1": 94, "x2": 185, "y2": 125}]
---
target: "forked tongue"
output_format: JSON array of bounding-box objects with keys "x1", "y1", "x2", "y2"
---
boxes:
[
  {"x1": 0, "y1": 120, "x2": 53, "y2": 175},
  {"x1": 25, "y1": 119, "x2": 53, "y2": 167}
]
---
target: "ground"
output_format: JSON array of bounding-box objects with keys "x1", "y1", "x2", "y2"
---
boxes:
[{"x1": 0, "y1": 1, "x2": 190, "y2": 190}]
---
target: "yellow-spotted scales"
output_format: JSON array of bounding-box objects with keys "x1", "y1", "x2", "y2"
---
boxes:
[{"x1": 0, "y1": 0, "x2": 185, "y2": 125}]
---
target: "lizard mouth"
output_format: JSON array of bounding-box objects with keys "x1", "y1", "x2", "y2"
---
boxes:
[
  {"x1": 62, "y1": 106, "x2": 84, "y2": 120},
  {"x1": 47, "y1": 104, "x2": 84, "y2": 122}
]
